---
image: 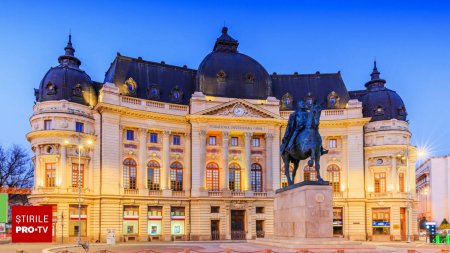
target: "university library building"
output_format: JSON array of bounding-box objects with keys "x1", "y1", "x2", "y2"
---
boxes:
[{"x1": 28, "y1": 27, "x2": 418, "y2": 243}]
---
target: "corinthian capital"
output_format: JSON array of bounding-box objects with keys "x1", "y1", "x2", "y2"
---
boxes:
[
  {"x1": 222, "y1": 131, "x2": 230, "y2": 139},
  {"x1": 244, "y1": 132, "x2": 252, "y2": 138},
  {"x1": 163, "y1": 130, "x2": 171, "y2": 136}
]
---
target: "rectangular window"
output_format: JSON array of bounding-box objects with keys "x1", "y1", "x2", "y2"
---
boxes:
[
  {"x1": 256, "y1": 220, "x2": 264, "y2": 238},
  {"x1": 44, "y1": 120, "x2": 52, "y2": 130},
  {"x1": 71, "y1": 163, "x2": 84, "y2": 188},
  {"x1": 209, "y1": 136, "x2": 217, "y2": 145},
  {"x1": 231, "y1": 137, "x2": 238, "y2": 146},
  {"x1": 45, "y1": 163, "x2": 56, "y2": 187},
  {"x1": 374, "y1": 172, "x2": 386, "y2": 193},
  {"x1": 148, "y1": 206, "x2": 162, "y2": 235},
  {"x1": 329, "y1": 138, "x2": 337, "y2": 149},
  {"x1": 150, "y1": 133, "x2": 158, "y2": 143},
  {"x1": 126, "y1": 130, "x2": 134, "y2": 141},
  {"x1": 252, "y1": 137, "x2": 260, "y2": 147},
  {"x1": 171, "y1": 207, "x2": 185, "y2": 235},
  {"x1": 372, "y1": 208, "x2": 390, "y2": 235},
  {"x1": 211, "y1": 206, "x2": 220, "y2": 213},
  {"x1": 69, "y1": 205, "x2": 87, "y2": 236},
  {"x1": 173, "y1": 135, "x2": 181, "y2": 145},
  {"x1": 399, "y1": 173, "x2": 405, "y2": 192},
  {"x1": 333, "y1": 207, "x2": 343, "y2": 236},
  {"x1": 75, "y1": 122, "x2": 84, "y2": 133},
  {"x1": 123, "y1": 206, "x2": 139, "y2": 235},
  {"x1": 256, "y1": 207, "x2": 264, "y2": 214}
]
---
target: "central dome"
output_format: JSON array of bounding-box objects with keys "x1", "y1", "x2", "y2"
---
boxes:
[{"x1": 196, "y1": 27, "x2": 272, "y2": 99}]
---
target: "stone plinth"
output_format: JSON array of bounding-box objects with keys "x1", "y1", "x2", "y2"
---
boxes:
[{"x1": 274, "y1": 183, "x2": 333, "y2": 239}]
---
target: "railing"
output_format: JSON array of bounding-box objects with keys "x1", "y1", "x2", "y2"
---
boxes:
[
  {"x1": 211, "y1": 231, "x2": 220, "y2": 240},
  {"x1": 148, "y1": 190, "x2": 162, "y2": 196},
  {"x1": 324, "y1": 109, "x2": 345, "y2": 116},
  {"x1": 231, "y1": 231, "x2": 246, "y2": 240},
  {"x1": 68, "y1": 187, "x2": 89, "y2": 193},
  {"x1": 172, "y1": 190, "x2": 185, "y2": 197},
  {"x1": 124, "y1": 189, "x2": 139, "y2": 195},
  {"x1": 36, "y1": 187, "x2": 57, "y2": 193},
  {"x1": 256, "y1": 230, "x2": 265, "y2": 238},
  {"x1": 121, "y1": 96, "x2": 189, "y2": 115},
  {"x1": 280, "y1": 111, "x2": 292, "y2": 118},
  {"x1": 208, "y1": 190, "x2": 222, "y2": 197},
  {"x1": 231, "y1": 191, "x2": 245, "y2": 197},
  {"x1": 253, "y1": 192, "x2": 268, "y2": 197},
  {"x1": 122, "y1": 96, "x2": 141, "y2": 105},
  {"x1": 333, "y1": 191, "x2": 343, "y2": 198}
]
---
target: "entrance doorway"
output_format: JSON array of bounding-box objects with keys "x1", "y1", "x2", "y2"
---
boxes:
[
  {"x1": 211, "y1": 220, "x2": 220, "y2": 240},
  {"x1": 231, "y1": 210, "x2": 246, "y2": 240},
  {"x1": 400, "y1": 207, "x2": 406, "y2": 241}
]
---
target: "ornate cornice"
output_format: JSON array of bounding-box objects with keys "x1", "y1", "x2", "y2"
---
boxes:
[{"x1": 26, "y1": 130, "x2": 96, "y2": 142}]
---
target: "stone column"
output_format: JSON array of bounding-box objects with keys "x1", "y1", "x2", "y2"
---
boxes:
[
  {"x1": 265, "y1": 133, "x2": 273, "y2": 192},
  {"x1": 183, "y1": 133, "x2": 191, "y2": 193},
  {"x1": 391, "y1": 156, "x2": 397, "y2": 193},
  {"x1": 60, "y1": 145, "x2": 67, "y2": 188},
  {"x1": 341, "y1": 135, "x2": 348, "y2": 194},
  {"x1": 34, "y1": 146, "x2": 40, "y2": 189},
  {"x1": 119, "y1": 126, "x2": 124, "y2": 189},
  {"x1": 162, "y1": 131, "x2": 170, "y2": 191},
  {"x1": 199, "y1": 130, "x2": 207, "y2": 191},
  {"x1": 244, "y1": 132, "x2": 252, "y2": 191},
  {"x1": 88, "y1": 150, "x2": 94, "y2": 191},
  {"x1": 139, "y1": 128, "x2": 147, "y2": 191},
  {"x1": 222, "y1": 131, "x2": 230, "y2": 190}
]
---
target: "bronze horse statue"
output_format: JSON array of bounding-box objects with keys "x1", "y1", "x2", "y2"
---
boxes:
[{"x1": 281, "y1": 103, "x2": 325, "y2": 185}]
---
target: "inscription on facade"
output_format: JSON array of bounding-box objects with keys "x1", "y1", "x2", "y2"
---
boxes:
[{"x1": 208, "y1": 125, "x2": 266, "y2": 132}]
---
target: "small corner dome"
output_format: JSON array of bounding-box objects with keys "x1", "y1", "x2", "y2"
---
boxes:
[
  {"x1": 196, "y1": 27, "x2": 272, "y2": 100},
  {"x1": 35, "y1": 35, "x2": 97, "y2": 107},
  {"x1": 361, "y1": 62, "x2": 407, "y2": 122}
]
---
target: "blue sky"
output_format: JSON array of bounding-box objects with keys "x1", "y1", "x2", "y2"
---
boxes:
[{"x1": 0, "y1": 0, "x2": 449, "y2": 158}]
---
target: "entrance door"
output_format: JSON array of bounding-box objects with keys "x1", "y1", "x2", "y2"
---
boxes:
[
  {"x1": 400, "y1": 208, "x2": 406, "y2": 241},
  {"x1": 211, "y1": 220, "x2": 220, "y2": 240},
  {"x1": 231, "y1": 210, "x2": 246, "y2": 240}
]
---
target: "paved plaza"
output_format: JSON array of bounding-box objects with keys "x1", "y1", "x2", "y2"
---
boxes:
[{"x1": 2, "y1": 241, "x2": 450, "y2": 253}]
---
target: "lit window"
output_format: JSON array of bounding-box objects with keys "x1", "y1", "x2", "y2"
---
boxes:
[
  {"x1": 251, "y1": 163, "x2": 263, "y2": 192},
  {"x1": 147, "y1": 160, "x2": 160, "y2": 190},
  {"x1": 170, "y1": 162, "x2": 183, "y2": 191},
  {"x1": 123, "y1": 206, "x2": 139, "y2": 234},
  {"x1": 123, "y1": 158, "x2": 137, "y2": 189},
  {"x1": 206, "y1": 162, "x2": 220, "y2": 191},
  {"x1": 209, "y1": 136, "x2": 217, "y2": 146},
  {"x1": 126, "y1": 130, "x2": 134, "y2": 141},
  {"x1": 329, "y1": 139, "x2": 337, "y2": 149},
  {"x1": 75, "y1": 122, "x2": 84, "y2": 133},
  {"x1": 231, "y1": 137, "x2": 238, "y2": 146},
  {"x1": 44, "y1": 120, "x2": 52, "y2": 130},
  {"x1": 173, "y1": 135, "x2": 181, "y2": 145},
  {"x1": 252, "y1": 137, "x2": 260, "y2": 147},
  {"x1": 229, "y1": 163, "x2": 241, "y2": 191},
  {"x1": 372, "y1": 208, "x2": 390, "y2": 235},
  {"x1": 150, "y1": 133, "x2": 158, "y2": 143},
  {"x1": 304, "y1": 166, "x2": 317, "y2": 181},
  {"x1": 69, "y1": 205, "x2": 87, "y2": 236},
  {"x1": 281, "y1": 166, "x2": 294, "y2": 188},
  {"x1": 72, "y1": 163, "x2": 84, "y2": 188},
  {"x1": 45, "y1": 163, "x2": 56, "y2": 187},
  {"x1": 327, "y1": 165, "x2": 340, "y2": 192},
  {"x1": 374, "y1": 172, "x2": 386, "y2": 193}
]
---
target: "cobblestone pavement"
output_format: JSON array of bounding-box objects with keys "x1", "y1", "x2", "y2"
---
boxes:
[{"x1": 2, "y1": 241, "x2": 450, "y2": 253}]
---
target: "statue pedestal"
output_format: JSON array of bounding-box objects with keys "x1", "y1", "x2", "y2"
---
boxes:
[{"x1": 274, "y1": 182, "x2": 333, "y2": 239}]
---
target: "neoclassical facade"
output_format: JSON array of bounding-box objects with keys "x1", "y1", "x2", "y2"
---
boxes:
[{"x1": 28, "y1": 28, "x2": 418, "y2": 242}]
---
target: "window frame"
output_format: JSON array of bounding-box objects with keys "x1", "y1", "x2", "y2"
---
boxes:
[
  {"x1": 147, "y1": 160, "x2": 160, "y2": 190},
  {"x1": 170, "y1": 162, "x2": 183, "y2": 191},
  {"x1": 208, "y1": 136, "x2": 217, "y2": 146},
  {"x1": 149, "y1": 133, "x2": 158, "y2": 143},
  {"x1": 123, "y1": 158, "x2": 137, "y2": 190},
  {"x1": 75, "y1": 122, "x2": 84, "y2": 133},
  {"x1": 327, "y1": 164, "x2": 340, "y2": 192},
  {"x1": 374, "y1": 172, "x2": 386, "y2": 193},
  {"x1": 45, "y1": 163, "x2": 56, "y2": 187},
  {"x1": 229, "y1": 163, "x2": 241, "y2": 191},
  {"x1": 173, "y1": 135, "x2": 181, "y2": 145},
  {"x1": 231, "y1": 137, "x2": 239, "y2": 146},
  {"x1": 252, "y1": 137, "x2": 260, "y2": 147},
  {"x1": 329, "y1": 138, "x2": 337, "y2": 149},
  {"x1": 206, "y1": 162, "x2": 220, "y2": 191},
  {"x1": 44, "y1": 120, "x2": 52, "y2": 130},
  {"x1": 250, "y1": 163, "x2": 263, "y2": 192},
  {"x1": 126, "y1": 130, "x2": 134, "y2": 141},
  {"x1": 71, "y1": 163, "x2": 84, "y2": 188}
]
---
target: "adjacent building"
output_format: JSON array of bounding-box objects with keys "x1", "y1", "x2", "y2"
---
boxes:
[
  {"x1": 416, "y1": 155, "x2": 450, "y2": 224},
  {"x1": 27, "y1": 27, "x2": 418, "y2": 242}
]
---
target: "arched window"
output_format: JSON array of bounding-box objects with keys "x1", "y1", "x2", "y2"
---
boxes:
[
  {"x1": 170, "y1": 162, "x2": 183, "y2": 191},
  {"x1": 304, "y1": 166, "x2": 317, "y2": 181},
  {"x1": 281, "y1": 166, "x2": 294, "y2": 188},
  {"x1": 229, "y1": 163, "x2": 241, "y2": 191},
  {"x1": 206, "y1": 162, "x2": 220, "y2": 191},
  {"x1": 123, "y1": 158, "x2": 137, "y2": 189},
  {"x1": 327, "y1": 164, "x2": 340, "y2": 192},
  {"x1": 147, "y1": 160, "x2": 160, "y2": 190},
  {"x1": 251, "y1": 163, "x2": 263, "y2": 192}
]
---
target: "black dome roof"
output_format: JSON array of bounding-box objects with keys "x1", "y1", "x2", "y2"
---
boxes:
[
  {"x1": 196, "y1": 27, "x2": 272, "y2": 99},
  {"x1": 35, "y1": 35, "x2": 97, "y2": 107},
  {"x1": 360, "y1": 62, "x2": 407, "y2": 122}
]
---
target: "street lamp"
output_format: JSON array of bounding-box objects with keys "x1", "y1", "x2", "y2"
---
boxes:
[{"x1": 65, "y1": 133, "x2": 92, "y2": 249}]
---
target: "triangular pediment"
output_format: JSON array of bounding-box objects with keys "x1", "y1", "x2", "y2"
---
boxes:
[{"x1": 194, "y1": 99, "x2": 281, "y2": 119}]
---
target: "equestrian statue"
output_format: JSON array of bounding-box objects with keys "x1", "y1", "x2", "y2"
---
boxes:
[{"x1": 280, "y1": 100, "x2": 328, "y2": 185}]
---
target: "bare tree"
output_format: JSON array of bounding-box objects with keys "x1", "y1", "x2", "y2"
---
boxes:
[{"x1": 0, "y1": 145, "x2": 33, "y2": 205}]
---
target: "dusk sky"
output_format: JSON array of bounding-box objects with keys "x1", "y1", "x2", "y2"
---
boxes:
[{"x1": 1, "y1": 0, "x2": 449, "y2": 159}]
